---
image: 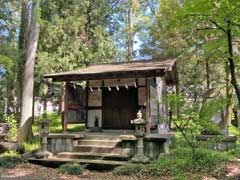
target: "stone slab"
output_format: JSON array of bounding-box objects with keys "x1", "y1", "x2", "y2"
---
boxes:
[
  {"x1": 196, "y1": 134, "x2": 237, "y2": 142},
  {"x1": 48, "y1": 133, "x2": 84, "y2": 139},
  {"x1": 144, "y1": 132, "x2": 175, "y2": 142},
  {"x1": 119, "y1": 135, "x2": 137, "y2": 141}
]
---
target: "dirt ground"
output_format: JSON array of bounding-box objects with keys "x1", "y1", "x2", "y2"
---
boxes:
[
  {"x1": 0, "y1": 163, "x2": 156, "y2": 180},
  {"x1": 0, "y1": 162, "x2": 240, "y2": 180}
]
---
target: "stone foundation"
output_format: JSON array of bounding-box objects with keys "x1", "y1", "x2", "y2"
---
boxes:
[
  {"x1": 47, "y1": 133, "x2": 84, "y2": 154},
  {"x1": 196, "y1": 134, "x2": 237, "y2": 151}
]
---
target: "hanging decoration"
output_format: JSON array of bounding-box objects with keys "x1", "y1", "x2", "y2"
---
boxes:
[
  {"x1": 125, "y1": 84, "x2": 129, "y2": 90},
  {"x1": 134, "y1": 82, "x2": 137, "y2": 88},
  {"x1": 90, "y1": 86, "x2": 93, "y2": 92},
  {"x1": 116, "y1": 85, "x2": 119, "y2": 91},
  {"x1": 108, "y1": 86, "x2": 111, "y2": 91}
]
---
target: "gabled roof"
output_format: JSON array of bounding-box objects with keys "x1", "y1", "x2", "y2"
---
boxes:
[{"x1": 44, "y1": 58, "x2": 177, "y2": 84}]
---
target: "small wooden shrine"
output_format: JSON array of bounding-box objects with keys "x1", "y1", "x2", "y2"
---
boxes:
[
  {"x1": 44, "y1": 58, "x2": 178, "y2": 134},
  {"x1": 26, "y1": 58, "x2": 178, "y2": 167}
]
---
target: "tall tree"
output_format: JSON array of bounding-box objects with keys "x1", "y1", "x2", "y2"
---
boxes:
[
  {"x1": 18, "y1": 0, "x2": 41, "y2": 141},
  {"x1": 0, "y1": 0, "x2": 21, "y2": 117},
  {"x1": 142, "y1": 0, "x2": 228, "y2": 127},
  {"x1": 108, "y1": 0, "x2": 151, "y2": 61},
  {"x1": 17, "y1": 0, "x2": 30, "y2": 115},
  {"x1": 36, "y1": 0, "x2": 116, "y2": 124},
  {"x1": 174, "y1": 0, "x2": 240, "y2": 125}
]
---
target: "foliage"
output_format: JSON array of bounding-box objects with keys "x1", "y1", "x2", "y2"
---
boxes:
[
  {"x1": 58, "y1": 163, "x2": 85, "y2": 175},
  {"x1": 229, "y1": 125, "x2": 240, "y2": 136},
  {"x1": 34, "y1": 112, "x2": 51, "y2": 124},
  {"x1": 167, "y1": 93, "x2": 227, "y2": 159},
  {"x1": 33, "y1": 112, "x2": 85, "y2": 133},
  {"x1": 140, "y1": 0, "x2": 184, "y2": 58},
  {"x1": 147, "y1": 147, "x2": 231, "y2": 177},
  {"x1": 113, "y1": 163, "x2": 145, "y2": 176},
  {"x1": 0, "y1": 45, "x2": 21, "y2": 119},
  {"x1": 227, "y1": 145, "x2": 240, "y2": 158},
  {"x1": 3, "y1": 114, "x2": 18, "y2": 141},
  {"x1": 23, "y1": 136, "x2": 40, "y2": 152},
  {"x1": 0, "y1": 151, "x2": 25, "y2": 168},
  {"x1": 114, "y1": 145, "x2": 231, "y2": 178},
  {"x1": 109, "y1": 0, "x2": 156, "y2": 60}
]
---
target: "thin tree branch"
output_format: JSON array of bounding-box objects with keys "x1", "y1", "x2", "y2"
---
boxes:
[
  {"x1": 196, "y1": 27, "x2": 217, "y2": 31},
  {"x1": 231, "y1": 21, "x2": 240, "y2": 28},
  {"x1": 209, "y1": 19, "x2": 227, "y2": 33},
  {"x1": 146, "y1": 0, "x2": 157, "y2": 15}
]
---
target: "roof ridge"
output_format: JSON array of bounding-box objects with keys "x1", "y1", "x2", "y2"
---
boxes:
[{"x1": 88, "y1": 57, "x2": 176, "y2": 67}]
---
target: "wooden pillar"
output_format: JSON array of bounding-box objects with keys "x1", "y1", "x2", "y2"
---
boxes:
[
  {"x1": 146, "y1": 78, "x2": 151, "y2": 134},
  {"x1": 63, "y1": 82, "x2": 69, "y2": 132},
  {"x1": 175, "y1": 80, "x2": 180, "y2": 119},
  {"x1": 61, "y1": 82, "x2": 65, "y2": 130},
  {"x1": 85, "y1": 81, "x2": 89, "y2": 129}
]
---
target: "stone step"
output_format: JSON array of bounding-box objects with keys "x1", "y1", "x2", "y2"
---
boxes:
[
  {"x1": 57, "y1": 152, "x2": 130, "y2": 161},
  {"x1": 83, "y1": 134, "x2": 120, "y2": 141},
  {"x1": 27, "y1": 157, "x2": 128, "y2": 169},
  {"x1": 78, "y1": 139, "x2": 121, "y2": 146},
  {"x1": 74, "y1": 145, "x2": 131, "y2": 155}
]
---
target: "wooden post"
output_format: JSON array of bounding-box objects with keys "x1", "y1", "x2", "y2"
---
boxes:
[
  {"x1": 61, "y1": 82, "x2": 65, "y2": 130},
  {"x1": 175, "y1": 80, "x2": 180, "y2": 119},
  {"x1": 63, "y1": 82, "x2": 69, "y2": 132},
  {"x1": 146, "y1": 78, "x2": 151, "y2": 134},
  {"x1": 85, "y1": 81, "x2": 89, "y2": 129}
]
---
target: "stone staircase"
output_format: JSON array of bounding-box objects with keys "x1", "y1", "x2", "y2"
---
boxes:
[{"x1": 54, "y1": 133, "x2": 132, "y2": 168}]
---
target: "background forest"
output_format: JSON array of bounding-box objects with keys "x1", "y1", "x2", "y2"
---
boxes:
[{"x1": 0, "y1": 0, "x2": 240, "y2": 141}]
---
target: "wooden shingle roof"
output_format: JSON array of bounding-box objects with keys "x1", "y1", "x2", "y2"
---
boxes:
[{"x1": 44, "y1": 58, "x2": 177, "y2": 84}]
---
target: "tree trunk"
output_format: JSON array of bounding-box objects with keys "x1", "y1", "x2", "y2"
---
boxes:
[
  {"x1": 18, "y1": 0, "x2": 40, "y2": 141},
  {"x1": 43, "y1": 97, "x2": 47, "y2": 111},
  {"x1": 226, "y1": 21, "x2": 240, "y2": 126},
  {"x1": 205, "y1": 58, "x2": 210, "y2": 90},
  {"x1": 225, "y1": 61, "x2": 232, "y2": 127},
  {"x1": 17, "y1": 0, "x2": 30, "y2": 117},
  {"x1": 203, "y1": 36, "x2": 211, "y2": 91},
  {"x1": 127, "y1": 1, "x2": 134, "y2": 61},
  {"x1": 19, "y1": 0, "x2": 30, "y2": 50}
]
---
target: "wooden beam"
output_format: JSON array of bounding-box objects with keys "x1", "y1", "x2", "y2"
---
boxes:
[
  {"x1": 50, "y1": 69, "x2": 165, "y2": 82},
  {"x1": 146, "y1": 78, "x2": 151, "y2": 134}
]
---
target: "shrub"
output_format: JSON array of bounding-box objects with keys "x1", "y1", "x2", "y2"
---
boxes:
[
  {"x1": 227, "y1": 145, "x2": 240, "y2": 158},
  {"x1": 58, "y1": 163, "x2": 85, "y2": 175},
  {"x1": 113, "y1": 164, "x2": 145, "y2": 176},
  {"x1": 193, "y1": 148, "x2": 231, "y2": 172},
  {"x1": 0, "y1": 151, "x2": 25, "y2": 168},
  {"x1": 146, "y1": 147, "x2": 231, "y2": 177},
  {"x1": 114, "y1": 147, "x2": 232, "y2": 178},
  {"x1": 4, "y1": 114, "x2": 18, "y2": 141}
]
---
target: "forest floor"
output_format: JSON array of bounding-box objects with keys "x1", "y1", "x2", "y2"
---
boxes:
[
  {"x1": 0, "y1": 163, "x2": 156, "y2": 180},
  {"x1": 0, "y1": 162, "x2": 240, "y2": 180}
]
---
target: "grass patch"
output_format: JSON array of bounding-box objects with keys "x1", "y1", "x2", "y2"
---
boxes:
[
  {"x1": 147, "y1": 147, "x2": 231, "y2": 177},
  {"x1": 229, "y1": 125, "x2": 240, "y2": 136},
  {"x1": 227, "y1": 145, "x2": 240, "y2": 158},
  {"x1": 0, "y1": 151, "x2": 25, "y2": 168},
  {"x1": 23, "y1": 136, "x2": 40, "y2": 152},
  {"x1": 33, "y1": 112, "x2": 85, "y2": 134},
  {"x1": 113, "y1": 163, "x2": 145, "y2": 176},
  {"x1": 58, "y1": 163, "x2": 85, "y2": 175}
]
